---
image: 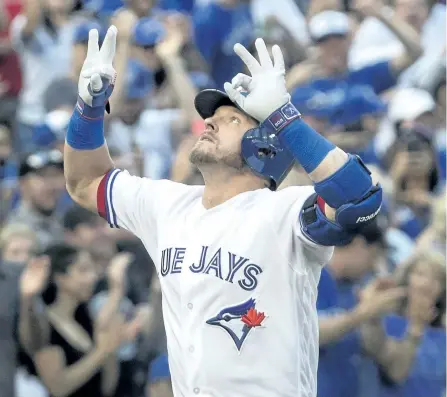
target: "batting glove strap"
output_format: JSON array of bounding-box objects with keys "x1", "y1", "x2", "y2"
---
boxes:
[
  {"x1": 264, "y1": 102, "x2": 301, "y2": 134},
  {"x1": 76, "y1": 78, "x2": 114, "y2": 120}
]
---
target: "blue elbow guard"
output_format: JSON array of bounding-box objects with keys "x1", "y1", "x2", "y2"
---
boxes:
[
  {"x1": 300, "y1": 194, "x2": 354, "y2": 246},
  {"x1": 314, "y1": 154, "x2": 383, "y2": 230},
  {"x1": 301, "y1": 155, "x2": 383, "y2": 245}
]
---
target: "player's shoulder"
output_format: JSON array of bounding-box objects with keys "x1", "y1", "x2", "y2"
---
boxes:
[
  {"x1": 258, "y1": 185, "x2": 316, "y2": 207},
  {"x1": 116, "y1": 170, "x2": 202, "y2": 197}
]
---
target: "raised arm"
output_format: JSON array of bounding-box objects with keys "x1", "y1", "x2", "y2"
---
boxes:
[
  {"x1": 353, "y1": 0, "x2": 423, "y2": 76},
  {"x1": 34, "y1": 312, "x2": 133, "y2": 397},
  {"x1": 19, "y1": 0, "x2": 42, "y2": 38},
  {"x1": 64, "y1": 27, "x2": 118, "y2": 212},
  {"x1": 225, "y1": 39, "x2": 382, "y2": 246}
]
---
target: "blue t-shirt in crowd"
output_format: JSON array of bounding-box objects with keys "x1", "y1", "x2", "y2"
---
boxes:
[
  {"x1": 193, "y1": 2, "x2": 253, "y2": 89},
  {"x1": 317, "y1": 268, "x2": 380, "y2": 397},
  {"x1": 379, "y1": 315, "x2": 446, "y2": 397},
  {"x1": 292, "y1": 62, "x2": 396, "y2": 127}
]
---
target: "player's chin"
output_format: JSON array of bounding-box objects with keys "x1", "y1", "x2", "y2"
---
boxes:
[{"x1": 189, "y1": 144, "x2": 218, "y2": 166}]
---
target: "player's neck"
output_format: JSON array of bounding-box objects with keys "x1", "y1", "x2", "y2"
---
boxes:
[{"x1": 201, "y1": 173, "x2": 264, "y2": 209}]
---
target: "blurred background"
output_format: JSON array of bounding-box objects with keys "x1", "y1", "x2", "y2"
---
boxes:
[{"x1": 0, "y1": 0, "x2": 445, "y2": 396}]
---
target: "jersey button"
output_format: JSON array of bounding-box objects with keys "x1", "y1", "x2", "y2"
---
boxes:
[
  {"x1": 189, "y1": 345, "x2": 195, "y2": 353},
  {"x1": 187, "y1": 303, "x2": 193, "y2": 310},
  {"x1": 193, "y1": 387, "x2": 200, "y2": 394}
]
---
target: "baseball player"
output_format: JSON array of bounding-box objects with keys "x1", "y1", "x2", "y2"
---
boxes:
[{"x1": 64, "y1": 26, "x2": 382, "y2": 397}]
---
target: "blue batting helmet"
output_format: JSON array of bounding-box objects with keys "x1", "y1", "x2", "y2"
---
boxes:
[{"x1": 194, "y1": 89, "x2": 295, "y2": 190}]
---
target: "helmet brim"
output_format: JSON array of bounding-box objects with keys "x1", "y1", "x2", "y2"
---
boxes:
[{"x1": 194, "y1": 89, "x2": 240, "y2": 119}]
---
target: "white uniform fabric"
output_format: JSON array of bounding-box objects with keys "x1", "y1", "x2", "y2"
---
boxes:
[{"x1": 98, "y1": 170, "x2": 333, "y2": 397}]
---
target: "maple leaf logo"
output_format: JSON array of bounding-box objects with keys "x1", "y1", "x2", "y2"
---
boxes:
[{"x1": 241, "y1": 308, "x2": 265, "y2": 327}]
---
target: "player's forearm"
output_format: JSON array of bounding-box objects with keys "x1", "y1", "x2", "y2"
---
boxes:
[
  {"x1": 64, "y1": 144, "x2": 113, "y2": 197},
  {"x1": 64, "y1": 104, "x2": 114, "y2": 207}
]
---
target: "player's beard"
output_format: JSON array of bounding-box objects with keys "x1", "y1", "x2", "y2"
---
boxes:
[{"x1": 189, "y1": 143, "x2": 244, "y2": 171}]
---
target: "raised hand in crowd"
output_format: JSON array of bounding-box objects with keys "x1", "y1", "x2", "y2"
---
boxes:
[
  {"x1": 361, "y1": 250, "x2": 445, "y2": 384},
  {"x1": 357, "y1": 277, "x2": 407, "y2": 319},
  {"x1": 20, "y1": 254, "x2": 50, "y2": 299},
  {"x1": 95, "y1": 310, "x2": 142, "y2": 356},
  {"x1": 319, "y1": 277, "x2": 406, "y2": 346},
  {"x1": 407, "y1": 271, "x2": 439, "y2": 334},
  {"x1": 18, "y1": 255, "x2": 50, "y2": 355}
]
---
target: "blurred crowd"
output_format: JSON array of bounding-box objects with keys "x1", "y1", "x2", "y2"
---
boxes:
[{"x1": 0, "y1": 0, "x2": 445, "y2": 396}]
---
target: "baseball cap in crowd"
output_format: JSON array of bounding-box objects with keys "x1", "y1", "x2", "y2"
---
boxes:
[
  {"x1": 292, "y1": 85, "x2": 386, "y2": 125},
  {"x1": 148, "y1": 354, "x2": 170, "y2": 383},
  {"x1": 74, "y1": 20, "x2": 106, "y2": 44},
  {"x1": 125, "y1": 59, "x2": 155, "y2": 99},
  {"x1": 19, "y1": 150, "x2": 63, "y2": 178},
  {"x1": 309, "y1": 10, "x2": 350, "y2": 42},
  {"x1": 132, "y1": 17, "x2": 166, "y2": 47},
  {"x1": 388, "y1": 88, "x2": 436, "y2": 122}
]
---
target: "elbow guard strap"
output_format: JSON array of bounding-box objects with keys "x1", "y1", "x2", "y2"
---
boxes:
[{"x1": 301, "y1": 194, "x2": 355, "y2": 246}]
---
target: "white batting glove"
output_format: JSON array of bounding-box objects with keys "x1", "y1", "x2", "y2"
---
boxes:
[
  {"x1": 224, "y1": 38, "x2": 290, "y2": 122},
  {"x1": 78, "y1": 26, "x2": 117, "y2": 112}
]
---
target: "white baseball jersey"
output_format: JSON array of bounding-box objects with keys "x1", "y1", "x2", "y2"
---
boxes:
[{"x1": 97, "y1": 169, "x2": 334, "y2": 397}]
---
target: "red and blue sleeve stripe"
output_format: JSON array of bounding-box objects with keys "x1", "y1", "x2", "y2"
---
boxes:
[{"x1": 97, "y1": 168, "x2": 121, "y2": 228}]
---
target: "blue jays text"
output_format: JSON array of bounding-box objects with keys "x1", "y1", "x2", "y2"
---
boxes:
[{"x1": 160, "y1": 246, "x2": 263, "y2": 291}]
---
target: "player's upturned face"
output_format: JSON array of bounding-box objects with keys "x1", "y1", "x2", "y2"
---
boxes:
[{"x1": 189, "y1": 106, "x2": 257, "y2": 169}]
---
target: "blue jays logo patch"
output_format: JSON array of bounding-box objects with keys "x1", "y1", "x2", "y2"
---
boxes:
[{"x1": 206, "y1": 298, "x2": 266, "y2": 351}]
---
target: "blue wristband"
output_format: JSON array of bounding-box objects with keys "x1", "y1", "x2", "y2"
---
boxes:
[
  {"x1": 276, "y1": 106, "x2": 335, "y2": 173},
  {"x1": 66, "y1": 97, "x2": 105, "y2": 150}
]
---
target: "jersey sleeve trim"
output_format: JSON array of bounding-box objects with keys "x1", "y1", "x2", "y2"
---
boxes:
[{"x1": 97, "y1": 168, "x2": 121, "y2": 228}]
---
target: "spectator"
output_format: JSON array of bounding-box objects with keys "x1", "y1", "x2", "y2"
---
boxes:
[
  {"x1": 0, "y1": 223, "x2": 38, "y2": 265},
  {"x1": 107, "y1": 16, "x2": 205, "y2": 179},
  {"x1": 287, "y1": 2, "x2": 422, "y2": 130},
  {"x1": 123, "y1": 0, "x2": 155, "y2": 18},
  {"x1": 349, "y1": 0, "x2": 445, "y2": 87},
  {"x1": 374, "y1": 87, "x2": 438, "y2": 163},
  {"x1": 6, "y1": 150, "x2": 65, "y2": 248},
  {"x1": 0, "y1": 0, "x2": 22, "y2": 128},
  {"x1": 146, "y1": 353, "x2": 173, "y2": 397},
  {"x1": 361, "y1": 250, "x2": 446, "y2": 397},
  {"x1": 31, "y1": 78, "x2": 78, "y2": 151},
  {"x1": 193, "y1": 0, "x2": 254, "y2": 88},
  {"x1": 0, "y1": 123, "x2": 17, "y2": 220},
  {"x1": 0, "y1": 254, "x2": 50, "y2": 397},
  {"x1": 414, "y1": 191, "x2": 446, "y2": 255},
  {"x1": 9, "y1": 0, "x2": 80, "y2": 151},
  {"x1": 34, "y1": 243, "x2": 141, "y2": 397},
  {"x1": 316, "y1": 222, "x2": 406, "y2": 397},
  {"x1": 387, "y1": 124, "x2": 441, "y2": 239}
]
